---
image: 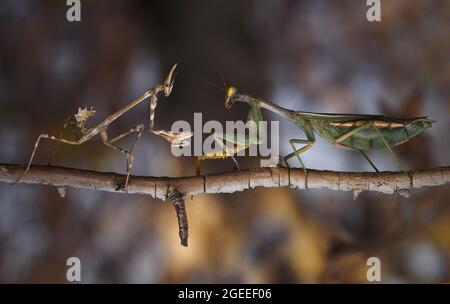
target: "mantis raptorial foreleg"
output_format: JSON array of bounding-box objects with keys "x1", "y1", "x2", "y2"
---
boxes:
[
  {"x1": 149, "y1": 95, "x2": 157, "y2": 131},
  {"x1": 100, "y1": 124, "x2": 145, "y2": 191}
]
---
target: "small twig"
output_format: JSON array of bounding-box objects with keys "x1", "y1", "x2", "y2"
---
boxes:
[{"x1": 168, "y1": 188, "x2": 189, "y2": 247}]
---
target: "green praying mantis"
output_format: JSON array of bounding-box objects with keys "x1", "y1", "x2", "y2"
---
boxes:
[{"x1": 197, "y1": 85, "x2": 434, "y2": 187}]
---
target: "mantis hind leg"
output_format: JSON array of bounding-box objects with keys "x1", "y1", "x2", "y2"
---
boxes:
[
  {"x1": 370, "y1": 122, "x2": 412, "y2": 189},
  {"x1": 356, "y1": 149, "x2": 379, "y2": 172},
  {"x1": 15, "y1": 134, "x2": 86, "y2": 184},
  {"x1": 336, "y1": 121, "x2": 407, "y2": 174},
  {"x1": 369, "y1": 122, "x2": 405, "y2": 173},
  {"x1": 335, "y1": 122, "x2": 379, "y2": 171},
  {"x1": 101, "y1": 124, "x2": 145, "y2": 191},
  {"x1": 283, "y1": 139, "x2": 315, "y2": 189}
]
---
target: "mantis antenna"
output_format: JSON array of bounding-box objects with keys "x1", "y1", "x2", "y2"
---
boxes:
[{"x1": 219, "y1": 72, "x2": 228, "y2": 91}]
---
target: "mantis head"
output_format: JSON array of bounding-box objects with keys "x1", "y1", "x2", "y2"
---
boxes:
[
  {"x1": 74, "y1": 107, "x2": 96, "y2": 131},
  {"x1": 75, "y1": 106, "x2": 96, "y2": 123},
  {"x1": 163, "y1": 64, "x2": 177, "y2": 97},
  {"x1": 225, "y1": 86, "x2": 238, "y2": 109}
]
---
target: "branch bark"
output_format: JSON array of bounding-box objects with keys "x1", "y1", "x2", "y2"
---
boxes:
[
  {"x1": 3, "y1": 164, "x2": 449, "y2": 246},
  {"x1": 1, "y1": 164, "x2": 449, "y2": 199}
]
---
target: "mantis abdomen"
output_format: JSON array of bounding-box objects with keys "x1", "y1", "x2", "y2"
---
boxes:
[{"x1": 311, "y1": 117, "x2": 433, "y2": 150}]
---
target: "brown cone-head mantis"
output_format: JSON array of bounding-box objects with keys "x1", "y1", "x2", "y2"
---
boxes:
[
  {"x1": 221, "y1": 86, "x2": 434, "y2": 186},
  {"x1": 15, "y1": 64, "x2": 193, "y2": 191}
]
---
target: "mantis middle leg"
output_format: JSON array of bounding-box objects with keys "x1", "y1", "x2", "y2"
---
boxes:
[
  {"x1": 283, "y1": 135, "x2": 315, "y2": 189},
  {"x1": 100, "y1": 124, "x2": 145, "y2": 191},
  {"x1": 283, "y1": 139, "x2": 313, "y2": 169}
]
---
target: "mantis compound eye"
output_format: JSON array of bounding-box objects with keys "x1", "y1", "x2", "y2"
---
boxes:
[{"x1": 225, "y1": 86, "x2": 237, "y2": 109}]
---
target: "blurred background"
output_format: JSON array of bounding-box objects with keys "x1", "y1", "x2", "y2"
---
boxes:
[{"x1": 0, "y1": 0, "x2": 449, "y2": 283}]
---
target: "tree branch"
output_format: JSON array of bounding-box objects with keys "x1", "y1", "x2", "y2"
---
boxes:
[
  {"x1": 1, "y1": 164, "x2": 449, "y2": 198},
  {"x1": 2, "y1": 163, "x2": 449, "y2": 246}
]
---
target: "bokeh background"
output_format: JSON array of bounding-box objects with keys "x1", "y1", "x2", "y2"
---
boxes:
[{"x1": 0, "y1": 0, "x2": 449, "y2": 283}]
